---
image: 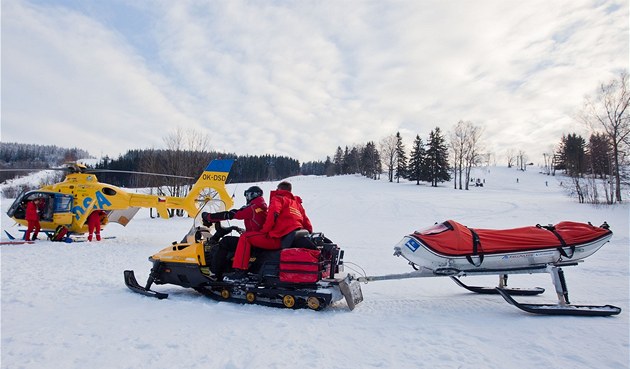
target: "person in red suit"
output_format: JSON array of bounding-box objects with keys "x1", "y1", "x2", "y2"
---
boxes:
[
  {"x1": 225, "y1": 181, "x2": 313, "y2": 282},
  {"x1": 25, "y1": 198, "x2": 43, "y2": 241},
  {"x1": 87, "y1": 210, "x2": 107, "y2": 241},
  {"x1": 202, "y1": 186, "x2": 268, "y2": 280}
]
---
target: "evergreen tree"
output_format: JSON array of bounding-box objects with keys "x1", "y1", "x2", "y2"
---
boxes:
[
  {"x1": 324, "y1": 156, "x2": 335, "y2": 177},
  {"x1": 361, "y1": 141, "x2": 380, "y2": 180},
  {"x1": 425, "y1": 127, "x2": 450, "y2": 187},
  {"x1": 559, "y1": 133, "x2": 587, "y2": 177},
  {"x1": 587, "y1": 133, "x2": 611, "y2": 178},
  {"x1": 0, "y1": 142, "x2": 92, "y2": 183},
  {"x1": 394, "y1": 132, "x2": 407, "y2": 183},
  {"x1": 407, "y1": 134, "x2": 425, "y2": 185},
  {"x1": 333, "y1": 146, "x2": 344, "y2": 175},
  {"x1": 347, "y1": 146, "x2": 361, "y2": 174},
  {"x1": 301, "y1": 160, "x2": 328, "y2": 176},
  {"x1": 342, "y1": 146, "x2": 351, "y2": 174}
]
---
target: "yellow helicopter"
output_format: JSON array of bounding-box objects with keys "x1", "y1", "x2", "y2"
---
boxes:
[{"x1": 4, "y1": 159, "x2": 235, "y2": 238}]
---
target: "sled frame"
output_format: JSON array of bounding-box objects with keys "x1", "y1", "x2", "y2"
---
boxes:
[
  {"x1": 357, "y1": 262, "x2": 621, "y2": 316},
  {"x1": 496, "y1": 266, "x2": 621, "y2": 316}
]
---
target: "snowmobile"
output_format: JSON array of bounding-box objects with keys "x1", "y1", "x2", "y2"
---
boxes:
[
  {"x1": 124, "y1": 220, "x2": 363, "y2": 311},
  {"x1": 357, "y1": 220, "x2": 621, "y2": 316}
]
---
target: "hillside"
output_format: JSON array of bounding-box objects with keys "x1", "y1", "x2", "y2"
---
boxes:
[{"x1": 1, "y1": 166, "x2": 628, "y2": 369}]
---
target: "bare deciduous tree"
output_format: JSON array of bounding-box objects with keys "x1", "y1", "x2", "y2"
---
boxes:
[
  {"x1": 505, "y1": 149, "x2": 516, "y2": 168},
  {"x1": 449, "y1": 121, "x2": 466, "y2": 190},
  {"x1": 379, "y1": 134, "x2": 397, "y2": 182},
  {"x1": 139, "y1": 127, "x2": 213, "y2": 217},
  {"x1": 516, "y1": 150, "x2": 528, "y2": 171},
  {"x1": 580, "y1": 71, "x2": 630, "y2": 203},
  {"x1": 450, "y1": 120, "x2": 483, "y2": 190}
]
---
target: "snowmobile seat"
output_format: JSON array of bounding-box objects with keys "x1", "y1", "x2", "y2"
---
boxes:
[{"x1": 281, "y1": 229, "x2": 310, "y2": 249}]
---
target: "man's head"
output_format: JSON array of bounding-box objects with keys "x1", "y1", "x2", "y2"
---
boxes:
[{"x1": 277, "y1": 181, "x2": 292, "y2": 192}]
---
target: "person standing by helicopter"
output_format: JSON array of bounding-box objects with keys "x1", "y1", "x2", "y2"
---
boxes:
[
  {"x1": 87, "y1": 209, "x2": 107, "y2": 241},
  {"x1": 24, "y1": 198, "x2": 43, "y2": 241}
]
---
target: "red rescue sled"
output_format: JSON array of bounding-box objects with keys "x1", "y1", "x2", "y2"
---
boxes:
[{"x1": 358, "y1": 220, "x2": 620, "y2": 316}]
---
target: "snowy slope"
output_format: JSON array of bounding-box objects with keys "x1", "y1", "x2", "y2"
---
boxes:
[{"x1": 1, "y1": 167, "x2": 628, "y2": 369}]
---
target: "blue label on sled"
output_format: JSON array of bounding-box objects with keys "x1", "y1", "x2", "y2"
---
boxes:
[{"x1": 404, "y1": 237, "x2": 421, "y2": 253}]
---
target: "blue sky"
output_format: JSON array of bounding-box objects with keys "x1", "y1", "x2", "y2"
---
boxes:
[{"x1": 1, "y1": 0, "x2": 628, "y2": 163}]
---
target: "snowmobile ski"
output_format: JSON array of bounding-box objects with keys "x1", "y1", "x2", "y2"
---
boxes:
[
  {"x1": 123, "y1": 270, "x2": 168, "y2": 300},
  {"x1": 496, "y1": 288, "x2": 621, "y2": 316},
  {"x1": 70, "y1": 236, "x2": 117, "y2": 243},
  {"x1": 450, "y1": 276, "x2": 545, "y2": 296}
]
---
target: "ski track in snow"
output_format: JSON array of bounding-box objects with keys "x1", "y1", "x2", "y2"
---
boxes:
[{"x1": 1, "y1": 166, "x2": 629, "y2": 369}]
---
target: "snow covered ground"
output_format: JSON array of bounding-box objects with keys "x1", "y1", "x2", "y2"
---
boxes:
[{"x1": 1, "y1": 166, "x2": 628, "y2": 369}]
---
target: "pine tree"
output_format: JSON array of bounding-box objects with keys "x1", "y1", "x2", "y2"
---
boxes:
[
  {"x1": 347, "y1": 146, "x2": 360, "y2": 174},
  {"x1": 425, "y1": 127, "x2": 450, "y2": 187},
  {"x1": 587, "y1": 133, "x2": 611, "y2": 178},
  {"x1": 342, "y1": 146, "x2": 350, "y2": 174},
  {"x1": 361, "y1": 141, "x2": 380, "y2": 180},
  {"x1": 394, "y1": 132, "x2": 407, "y2": 183},
  {"x1": 324, "y1": 156, "x2": 335, "y2": 177},
  {"x1": 559, "y1": 133, "x2": 587, "y2": 177},
  {"x1": 407, "y1": 134, "x2": 425, "y2": 185},
  {"x1": 333, "y1": 146, "x2": 344, "y2": 175}
]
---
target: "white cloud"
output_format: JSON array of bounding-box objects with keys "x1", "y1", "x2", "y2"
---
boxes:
[{"x1": 1, "y1": 0, "x2": 627, "y2": 164}]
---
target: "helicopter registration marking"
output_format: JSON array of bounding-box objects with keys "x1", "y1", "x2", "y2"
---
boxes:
[
  {"x1": 72, "y1": 190, "x2": 112, "y2": 220},
  {"x1": 202, "y1": 173, "x2": 227, "y2": 182}
]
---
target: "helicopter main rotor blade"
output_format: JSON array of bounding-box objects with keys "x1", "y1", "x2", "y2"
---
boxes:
[
  {"x1": 0, "y1": 168, "x2": 66, "y2": 172},
  {"x1": 0, "y1": 167, "x2": 194, "y2": 179},
  {"x1": 87, "y1": 169, "x2": 195, "y2": 179}
]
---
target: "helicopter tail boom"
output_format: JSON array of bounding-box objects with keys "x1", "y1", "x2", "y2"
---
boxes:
[{"x1": 126, "y1": 159, "x2": 235, "y2": 218}]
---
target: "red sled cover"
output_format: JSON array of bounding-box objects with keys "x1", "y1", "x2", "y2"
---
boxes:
[
  {"x1": 412, "y1": 220, "x2": 611, "y2": 256},
  {"x1": 279, "y1": 248, "x2": 321, "y2": 283}
]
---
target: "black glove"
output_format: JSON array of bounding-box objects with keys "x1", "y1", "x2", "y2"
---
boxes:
[
  {"x1": 201, "y1": 212, "x2": 213, "y2": 227},
  {"x1": 206, "y1": 210, "x2": 236, "y2": 222}
]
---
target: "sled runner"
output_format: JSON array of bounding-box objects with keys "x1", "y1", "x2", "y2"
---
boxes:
[
  {"x1": 0, "y1": 240, "x2": 35, "y2": 245},
  {"x1": 357, "y1": 220, "x2": 620, "y2": 317},
  {"x1": 124, "y1": 220, "x2": 363, "y2": 311}
]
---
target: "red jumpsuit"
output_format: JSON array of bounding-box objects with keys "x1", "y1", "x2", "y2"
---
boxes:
[
  {"x1": 232, "y1": 196, "x2": 268, "y2": 231},
  {"x1": 232, "y1": 189, "x2": 313, "y2": 270},
  {"x1": 25, "y1": 200, "x2": 41, "y2": 241},
  {"x1": 87, "y1": 210, "x2": 106, "y2": 241},
  {"x1": 208, "y1": 196, "x2": 268, "y2": 279}
]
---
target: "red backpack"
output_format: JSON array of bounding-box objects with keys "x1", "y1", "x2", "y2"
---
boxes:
[{"x1": 49, "y1": 225, "x2": 68, "y2": 242}]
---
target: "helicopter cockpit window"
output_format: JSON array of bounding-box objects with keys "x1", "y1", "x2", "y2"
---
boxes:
[
  {"x1": 7, "y1": 190, "x2": 29, "y2": 219},
  {"x1": 15, "y1": 192, "x2": 55, "y2": 221},
  {"x1": 102, "y1": 187, "x2": 117, "y2": 196}
]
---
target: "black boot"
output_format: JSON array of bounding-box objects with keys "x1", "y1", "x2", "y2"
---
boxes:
[{"x1": 223, "y1": 269, "x2": 249, "y2": 283}]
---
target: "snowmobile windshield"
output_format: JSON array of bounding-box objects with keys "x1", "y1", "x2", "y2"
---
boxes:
[{"x1": 415, "y1": 221, "x2": 453, "y2": 236}]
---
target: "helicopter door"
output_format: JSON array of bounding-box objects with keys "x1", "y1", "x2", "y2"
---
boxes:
[
  {"x1": 52, "y1": 193, "x2": 74, "y2": 225},
  {"x1": 107, "y1": 207, "x2": 140, "y2": 226},
  {"x1": 7, "y1": 190, "x2": 54, "y2": 220}
]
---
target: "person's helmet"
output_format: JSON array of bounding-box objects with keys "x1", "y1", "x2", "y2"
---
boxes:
[{"x1": 244, "y1": 186, "x2": 263, "y2": 202}]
